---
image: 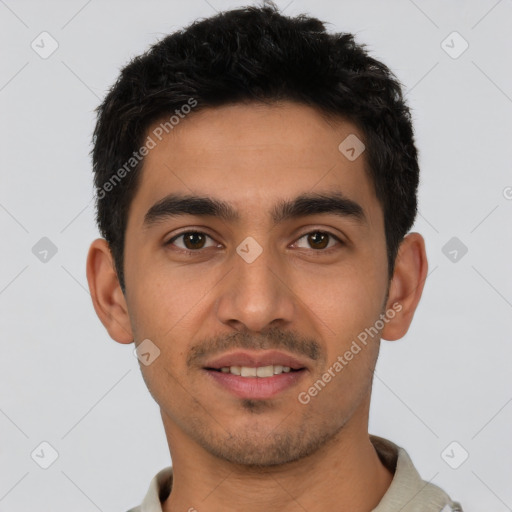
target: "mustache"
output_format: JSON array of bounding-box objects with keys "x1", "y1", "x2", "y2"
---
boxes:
[{"x1": 187, "y1": 326, "x2": 321, "y2": 368}]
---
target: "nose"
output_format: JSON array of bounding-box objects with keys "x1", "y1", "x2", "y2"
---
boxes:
[{"x1": 214, "y1": 240, "x2": 297, "y2": 332}]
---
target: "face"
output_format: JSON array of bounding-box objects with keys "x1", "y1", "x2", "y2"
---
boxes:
[{"x1": 119, "y1": 102, "x2": 392, "y2": 466}]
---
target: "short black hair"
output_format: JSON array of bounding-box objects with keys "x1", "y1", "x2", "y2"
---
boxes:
[{"x1": 92, "y1": 1, "x2": 419, "y2": 294}]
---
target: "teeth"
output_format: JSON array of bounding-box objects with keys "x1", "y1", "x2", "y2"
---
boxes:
[
  {"x1": 217, "y1": 365, "x2": 294, "y2": 377},
  {"x1": 241, "y1": 366, "x2": 257, "y2": 377},
  {"x1": 256, "y1": 365, "x2": 274, "y2": 377}
]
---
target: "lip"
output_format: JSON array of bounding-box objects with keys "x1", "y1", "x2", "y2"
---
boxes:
[
  {"x1": 203, "y1": 350, "x2": 310, "y2": 371},
  {"x1": 204, "y1": 367, "x2": 307, "y2": 399}
]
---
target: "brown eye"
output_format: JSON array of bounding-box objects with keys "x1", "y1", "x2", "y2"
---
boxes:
[
  {"x1": 295, "y1": 231, "x2": 341, "y2": 250},
  {"x1": 308, "y1": 232, "x2": 329, "y2": 249},
  {"x1": 166, "y1": 231, "x2": 216, "y2": 251},
  {"x1": 183, "y1": 232, "x2": 206, "y2": 249}
]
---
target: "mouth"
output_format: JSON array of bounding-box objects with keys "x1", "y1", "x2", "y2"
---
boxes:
[
  {"x1": 202, "y1": 350, "x2": 309, "y2": 399},
  {"x1": 205, "y1": 364, "x2": 304, "y2": 377},
  {"x1": 202, "y1": 349, "x2": 309, "y2": 372}
]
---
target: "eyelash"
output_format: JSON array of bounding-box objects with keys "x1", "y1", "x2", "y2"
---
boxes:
[{"x1": 165, "y1": 229, "x2": 344, "y2": 255}]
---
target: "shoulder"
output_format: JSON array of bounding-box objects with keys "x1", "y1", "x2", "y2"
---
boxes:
[
  {"x1": 440, "y1": 505, "x2": 464, "y2": 512},
  {"x1": 123, "y1": 466, "x2": 173, "y2": 512},
  {"x1": 370, "y1": 435, "x2": 464, "y2": 512}
]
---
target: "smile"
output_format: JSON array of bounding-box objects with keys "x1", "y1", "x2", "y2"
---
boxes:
[{"x1": 210, "y1": 364, "x2": 299, "y2": 377}]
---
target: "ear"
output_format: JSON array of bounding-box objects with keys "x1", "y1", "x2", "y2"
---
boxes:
[
  {"x1": 86, "y1": 238, "x2": 133, "y2": 344},
  {"x1": 381, "y1": 232, "x2": 428, "y2": 341}
]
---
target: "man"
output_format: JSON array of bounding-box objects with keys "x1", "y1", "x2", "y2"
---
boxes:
[{"x1": 86, "y1": 2, "x2": 463, "y2": 511}]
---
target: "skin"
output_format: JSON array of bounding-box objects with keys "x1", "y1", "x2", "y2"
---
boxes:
[{"x1": 86, "y1": 101, "x2": 428, "y2": 512}]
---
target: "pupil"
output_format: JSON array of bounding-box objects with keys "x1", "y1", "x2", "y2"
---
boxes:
[
  {"x1": 185, "y1": 233, "x2": 204, "y2": 249},
  {"x1": 309, "y1": 232, "x2": 328, "y2": 249}
]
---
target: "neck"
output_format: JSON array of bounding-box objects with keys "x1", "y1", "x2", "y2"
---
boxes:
[{"x1": 161, "y1": 405, "x2": 393, "y2": 512}]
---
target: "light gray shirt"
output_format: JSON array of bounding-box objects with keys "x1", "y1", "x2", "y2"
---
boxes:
[{"x1": 127, "y1": 435, "x2": 463, "y2": 512}]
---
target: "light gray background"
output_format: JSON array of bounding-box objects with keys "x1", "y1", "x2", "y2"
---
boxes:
[{"x1": 1, "y1": 0, "x2": 511, "y2": 510}]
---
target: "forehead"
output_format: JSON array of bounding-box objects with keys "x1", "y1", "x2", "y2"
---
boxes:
[{"x1": 128, "y1": 101, "x2": 381, "y2": 228}]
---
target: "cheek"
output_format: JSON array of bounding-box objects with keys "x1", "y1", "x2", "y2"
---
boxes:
[
  {"x1": 292, "y1": 255, "x2": 386, "y2": 396},
  {"x1": 125, "y1": 246, "x2": 213, "y2": 336},
  {"x1": 295, "y1": 258, "x2": 386, "y2": 337}
]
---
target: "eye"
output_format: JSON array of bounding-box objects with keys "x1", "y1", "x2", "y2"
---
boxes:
[
  {"x1": 293, "y1": 230, "x2": 342, "y2": 251},
  {"x1": 164, "y1": 229, "x2": 343, "y2": 254},
  {"x1": 166, "y1": 231, "x2": 219, "y2": 251}
]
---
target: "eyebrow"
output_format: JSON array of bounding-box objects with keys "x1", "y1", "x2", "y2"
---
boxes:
[{"x1": 143, "y1": 191, "x2": 367, "y2": 229}]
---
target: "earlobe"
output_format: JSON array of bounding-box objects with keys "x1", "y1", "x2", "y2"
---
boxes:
[
  {"x1": 86, "y1": 238, "x2": 134, "y2": 344},
  {"x1": 381, "y1": 232, "x2": 428, "y2": 341}
]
